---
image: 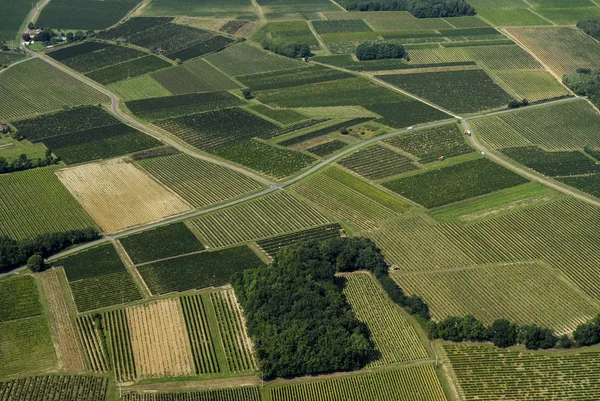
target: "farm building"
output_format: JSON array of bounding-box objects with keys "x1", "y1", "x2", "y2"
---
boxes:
[{"x1": 24, "y1": 28, "x2": 42, "y2": 39}]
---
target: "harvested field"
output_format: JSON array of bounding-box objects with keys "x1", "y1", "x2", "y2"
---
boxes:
[
  {"x1": 38, "y1": 269, "x2": 87, "y2": 372},
  {"x1": 56, "y1": 159, "x2": 191, "y2": 234},
  {"x1": 126, "y1": 299, "x2": 195, "y2": 379}
]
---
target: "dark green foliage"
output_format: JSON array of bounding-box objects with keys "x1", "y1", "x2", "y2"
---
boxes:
[
  {"x1": 585, "y1": 146, "x2": 600, "y2": 161},
  {"x1": 237, "y1": 66, "x2": 352, "y2": 91},
  {"x1": 157, "y1": 107, "x2": 280, "y2": 151},
  {"x1": 166, "y1": 36, "x2": 235, "y2": 62},
  {"x1": 517, "y1": 324, "x2": 557, "y2": 350},
  {"x1": 355, "y1": 42, "x2": 406, "y2": 61},
  {"x1": 138, "y1": 245, "x2": 264, "y2": 295},
  {"x1": 556, "y1": 334, "x2": 572, "y2": 349},
  {"x1": 232, "y1": 242, "x2": 374, "y2": 379},
  {"x1": 488, "y1": 319, "x2": 518, "y2": 348},
  {"x1": 573, "y1": 319, "x2": 600, "y2": 346},
  {"x1": 577, "y1": 20, "x2": 600, "y2": 40},
  {"x1": 70, "y1": 271, "x2": 143, "y2": 312},
  {"x1": 363, "y1": 101, "x2": 450, "y2": 128},
  {"x1": 55, "y1": 243, "x2": 126, "y2": 282},
  {"x1": 264, "y1": 119, "x2": 331, "y2": 140},
  {"x1": 27, "y1": 254, "x2": 45, "y2": 273},
  {"x1": 43, "y1": 124, "x2": 162, "y2": 165},
  {"x1": 86, "y1": 55, "x2": 171, "y2": 85},
  {"x1": 385, "y1": 124, "x2": 473, "y2": 163},
  {"x1": 278, "y1": 118, "x2": 373, "y2": 147},
  {"x1": 130, "y1": 146, "x2": 181, "y2": 160},
  {"x1": 0, "y1": 276, "x2": 43, "y2": 322},
  {"x1": 312, "y1": 20, "x2": 373, "y2": 34},
  {"x1": 377, "y1": 70, "x2": 513, "y2": 114},
  {"x1": 60, "y1": 46, "x2": 146, "y2": 73},
  {"x1": 563, "y1": 68, "x2": 600, "y2": 108},
  {"x1": 339, "y1": 145, "x2": 418, "y2": 180},
  {"x1": 211, "y1": 139, "x2": 316, "y2": 178},
  {"x1": 256, "y1": 224, "x2": 343, "y2": 257},
  {"x1": 559, "y1": 174, "x2": 600, "y2": 198},
  {"x1": 12, "y1": 107, "x2": 117, "y2": 141},
  {"x1": 99, "y1": 17, "x2": 174, "y2": 41},
  {"x1": 383, "y1": 158, "x2": 529, "y2": 208},
  {"x1": 502, "y1": 147, "x2": 600, "y2": 177},
  {"x1": 0, "y1": 375, "x2": 109, "y2": 401},
  {"x1": 339, "y1": 0, "x2": 476, "y2": 17},
  {"x1": 428, "y1": 315, "x2": 488, "y2": 342},
  {"x1": 125, "y1": 92, "x2": 245, "y2": 121},
  {"x1": 47, "y1": 41, "x2": 111, "y2": 61},
  {"x1": 313, "y1": 54, "x2": 476, "y2": 72},
  {"x1": 0, "y1": 150, "x2": 58, "y2": 174},
  {"x1": 120, "y1": 223, "x2": 204, "y2": 265},
  {"x1": 0, "y1": 228, "x2": 100, "y2": 273},
  {"x1": 37, "y1": 0, "x2": 140, "y2": 30},
  {"x1": 261, "y1": 40, "x2": 311, "y2": 59},
  {"x1": 307, "y1": 140, "x2": 348, "y2": 157}
]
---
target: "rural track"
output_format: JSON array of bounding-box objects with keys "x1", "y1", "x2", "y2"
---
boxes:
[{"x1": 3, "y1": 52, "x2": 600, "y2": 276}]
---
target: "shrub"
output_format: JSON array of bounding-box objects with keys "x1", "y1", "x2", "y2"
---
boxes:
[
  {"x1": 573, "y1": 321, "x2": 600, "y2": 346},
  {"x1": 27, "y1": 254, "x2": 45, "y2": 272},
  {"x1": 488, "y1": 319, "x2": 518, "y2": 348}
]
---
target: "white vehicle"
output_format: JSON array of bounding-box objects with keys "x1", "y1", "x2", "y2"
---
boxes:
[{"x1": 407, "y1": 126, "x2": 414, "y2": 131}]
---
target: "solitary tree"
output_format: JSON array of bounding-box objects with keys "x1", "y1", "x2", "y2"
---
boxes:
[{"x1": 27, "y1": 254, "x2": 45, "y2": 273}]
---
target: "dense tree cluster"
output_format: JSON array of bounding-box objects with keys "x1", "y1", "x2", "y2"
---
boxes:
[
  {"x1": 339, "y1": 0, "x2": 475, "y2": 17},
  {"x1": 0, "y1": 149, "x2": 58, "y2": 175},
  {"x1": 355, "y1": 42, "x2": 406, "y2": 61},
  {"x1": 573, "y1": 315, "x2": 600, "y2": 346},
  {"x1": 0, "y1": 228, "x2": 100, "y2": 273},
  {"x1": 563, "y1": 68, "x2": 600, "y2": 108},
  {"x1": 577, "y1": 20, "x2": 600, "y2": 40},
  {"x1": 261, "y1": 40, "x2": 311, "y2": 59},
  {"x1": 584, "y1": 146, "x2": 600, "y2": 161}
]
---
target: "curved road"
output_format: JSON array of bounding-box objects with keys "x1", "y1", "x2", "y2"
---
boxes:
[{"x1": 2, "y1": 47, "x2": 599, "y2": 274}]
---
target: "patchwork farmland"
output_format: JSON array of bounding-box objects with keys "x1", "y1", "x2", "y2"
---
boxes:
[{"x1": 2, "y1": 0, "x2": 600, "y2": 399}]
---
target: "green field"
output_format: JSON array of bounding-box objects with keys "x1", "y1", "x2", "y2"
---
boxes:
[
  {"x1": 377, "y1": 70, "x2": 513, "y2": 114},
  {"x1": 0, "y1": 52, "x2": 27, "y2": 66},
  {"x1": 120, "y1": 222, "x2": 205, "y2": 264},
  {"x1": 383, "y1": 158, "x2": 529, "y2": 208},
  {"x1": 343, "y1": 273, "x2": 428, "y2": 366},
  {"x1": 0, "y1": 276, "x2": 43, "y2": 322},
  {"x1": 534, "y1": 6, "x2": 600, "y2": 25},
  {"x1": 395, "y1": 262, "x2": 600, "y2": 334},
  {"x1": 477, "y1": 9, "x2": 552, "y2": 26},
  {"x1": 259, "y1": 0, "x2": 340, "y2": 19},
  {"x1": 136, "y1": 153, "x2": 264, "y2": 208},
  {"x1": 137, "y1": 245, "x2": 263, "y2": 294},
  {"x1": 0, "y1": 167, "x2": 96, "y2": 240},
  {"x1": 256, "y1": 223, "x2": 342, "y2": 257},
  {"x1": 467, "y1": 45, "x2": 543, "y2": 71},
  {"x1": 502, "y1": 147, "x2": 600, "y2": 177},
  {"x1": 37, "y1": 0, "x2": 140, "y2": 30},
  {"x1": 445, "y1": 344, "x2": 600, "y2": 400},
  {"x1": 247, "y1": 104, "x2": 308, "y2": 125},
  {"x1": 471, "y1": 100, "x2": 600, "y2": 150},
  {"x1": 58, "y1": 45, "x2": 146, "y2": 74},
  {"x1": 0, "y1": 375, "x2": 109, "y2": 401},
  {"x1": 0, "y1": 0, "x2": 32, "y2": 42},
  {"x1": 107, "y1": 75, "x2": 172, "y2": 101},
  {"x1": 252, "y1": 21, "x2": 318, "y2": 46},
  {"x1": 86, "y1": 55, "x2": 172, "y2": 85},
  {"x1": 338, "y1": 144, "x2": 418, "y2": 180},
  {"x1": 493, "y1": 70, "x2": 570, "y2": 102},
  {"x1": 559, "y1": 174, "x2": 600, "y2": 198},
  {"x1": 0, "y1": 59, "x2": 109, "y2": 122},
  {"x1": 142, "y1": 0, "x2": 257, "y2": 18},
  {"x1": 307, "y1": 140, "x2": 348, "y2": 156},
  {"x1": 123, "y1": 387, "x2": 261, "y2": 401},
  {"x1": 238, "y1": 65, "x2": 353, "y2": 91},
  {"x1": 188, "y1": 191, "x2": 331, "y2": 248}
]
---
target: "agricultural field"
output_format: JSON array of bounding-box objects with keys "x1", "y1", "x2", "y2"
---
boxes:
[
  {"x1": 76, "y1": 315, "x2": 109, "y2": 372},
  {"x1": 53, "y1": 45, "x2": 146, "y2": 74},
  {"x1": 0, "y1": 0, "x2": 32, "y2": 42},
  {"x1": 277, "y1": 117, "x2": 373, "y2": 147},
  {"x1": 137, "y1": 245, "x2": 264, "y2": 295},
  {"x1": 271, "y1": 364, "x2": 448, "y2": 401},
  {"x1": 343, "y1": 273, "x2": 428, "y2": 366},
  {"x1": 152, "y1": 58, "x2": 242, "y2": 94},
  {"x1": 0, "y1": 52, "x2": 26, "y2": 66},
  {"x1": 385, "y1": 124, "x2": 474, "y2": 163},
  {"x1": 363, "y1": 101, "x2": 451, "y2": 129},
  {"x1": 506, "y1": 27, "x2": 600, "y2": 77},
  {"x1": 0, "y1": 376, "x2": 109, "y2": 401},
  {"x1": 247, "y1": 104, "x2": 308, "y2": 125},
  {"x1": 102, "y1": 309, "x2": 137, "y2": 382},
  {"x1": 120, "y1": 222, "x2": 205, "y2": 265},
  {"x1": 377, "y1": 70, "x2": 513, "y2": 114},
  {"x1": 256, "y1": 224, "x2": 342, "y2": 257},
  {"x1": 470, "y1": 100, "x2": 600, "y2": 150},
  {"x1": 252, "y1": 21, "x2": 318, "y2": 46},
  {"x1": 0, "y1": 167, "x2": 96, "y2": 240},
  {"x1": 476, "y1": 9, "x2": 551, "y2": 26},
  {"x1": 338, "y1": 144, "x2": 418, "y2": 180},
  {"x1": 180, "y1": 294, "x2": 220, "y2": 375},
  {"x1": 53, "y1": 243, "x2": 142, "y2": 312},
  {"x1": 136, "y1": 154, "x2": 264, "y2": 208},
  {"x1": 86, "y1": 55, "x2": 172, "y2": 85},
  {"x1": 106, "y1": 75, "x2": 172, "y2": 101},
  {"x1": 187, "y1": 191, "x2": 331, "y2": 248},
  {"x1": 237, "y1": 65, "x2": 353, "y2": 91},
  {"x1": 36, "y1": 0, "x2": 140, "y2": 30},
  {"x1": 56, "y1": 159, "x2": 192, "y2": 234},
  {"x1": 0, "y1": 59, "x2": 109, "y2": 122},
  {"x1": 123, "y1": 387, "x2": 261, "y2": 401},
  {"x1": 142, "y1": 0, "x2": 257, "y2": 19},
  {"x1": 258, "y1": 0, "x2": 340, "y2": 19},
  {"x1": 445, "y1": 344, "x2": 600, "y2": 400},
  {"x1": 382, "y1": 158, "x2": 529, "y2": 208},
  {"x1": 492, "y1": 70, "x2": 570, "y2": 102},
  {"x1": 466, "y1": 45, "x2": 543, "y2": 71},
  {"x1": 292, "y1": 167, "x2": 408, "y2": 230},
  {"x1": 0, "y1": 276, "x2": 56, "y2": 377},
  {"x1": 126, "y1": 91, "x2": 245, "y2": 121},
  {"x1": 307, "y1": 140, "x2": 348, "y2": 156},
  {"x1": 395, "y1": 262, "x2": 600, "y2": 334},
  {"x1": 559, "y1": 174, "x2": 600, "y2": 198},
  {"x1": 502, "y1": 147, "x2": 600, "y2": 177}
]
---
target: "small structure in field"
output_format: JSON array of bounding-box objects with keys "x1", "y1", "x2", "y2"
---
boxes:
[
  {"x1": 24, "y1": 29, "x2": 42, "y2": 39},
  {"x1": 0, "y1": 122, "x2": 9, "y2": 134}
]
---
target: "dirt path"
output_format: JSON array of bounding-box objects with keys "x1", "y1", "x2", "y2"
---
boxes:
[{"x1": 308, "y1": 21, "x2": 331, "y2": 55}]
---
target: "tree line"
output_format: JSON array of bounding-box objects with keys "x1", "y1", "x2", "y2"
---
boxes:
[
  {"x1": 577, "y1": 20, "x2": 600, "y2": 41},
  {"x1": 0, "y1": 228, "x2": 100, "y2": 273},
  {"x1": 0, "y1": 149, "x2": 58, "y2": 175},
  {"x1": 355, "y1": 42, "x2": 407, "y2": 61},
  {"x1": 338, "y1": 0, "x2": 476, "y2": 17},
  {"x1": 563, "y1": 68, "x2": 600, "y2": 109},
  {"x1": 261, "y1": 39, "x2": 312, "y2": 59}
]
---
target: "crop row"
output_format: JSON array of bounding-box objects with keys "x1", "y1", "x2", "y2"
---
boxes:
[
  {"x1": 187, "y1": 191, "x2": 331, "y2": 248},
  {"x1": 137, "y1": 245, "x2": 264, "y2": 295},
  {"x1": 502, "y1": 147, "x2": 600, "y2": 177},
  {"x1": 339, "y1": 144, "x2": 417, "y2": 180},
  {"x1": 37, "y1": 0, "x2": 139, "y2": 30},
  {"x1": 48, "y1": 41, "x2": 110, "y2": 61},
  {"x1": 256, "y1": 224, "x2": 342, "y2": 257},
  {"x1": 264, "y1": 119, "x2": 330, "y2": 140},
  {"x1": 126, "y1": 91, "x2": 244, "y2": 121},
  {"x1": 385, "y1": 123, "x2": 473, "y2": 163},
  {"x1": 86, "y1": 55, "x2": 171, "y2": 85},
  {"x1": 136, "y1": 153, "x2": 263, "y2": 209},
  {"x1": 123, "y1": 387, "x2": 261, "y2": 401},
  {"x1": 0, "y1": 276, "x2": 43, "y2": 323},
  {"x1": 248, "y1": 105, "x2": 307, "y2": 126},
  {"x1": 0, "y1": 375, "x2": 108, "y2": 401},
  {"x1": 278, "y1": 117, "x2": 373, "y2": 147},
  {"x1": 180, "y1": 295, "x2": 220, "y2": 375},
  {"x1": 559, "y1": 174, "x2": 600, "y2": 199},
  {"x1": 364, "y1": 100, "x2": 450, "y2": 128},
  {"x1": 107, "y1": 75, "x2": 172, "y2": 102},
  {"x1": 61, "y1": 45, "x2": 146, "y2": 74},
  {"x1": 104, "y1": 309, "x2": 137, "y2": 382},
  {"x1": 343, "y1": 274, "x2": 429, "y2": 366},
  {"x1": 312, "y1": 20, "x2": 372, "y2": 34},
  {"x1": 238, "y1": 65, "x2": 353, "y2": 91},
  {"x1": 210, "y1": 290, "x2": 257, "y2": 372},
  {"x1": 75, "y1": 315, "x2": 109, "y2": 372},
  {"x1": 166, "y1": 35, "x2": 235, "y2": 62},
  {"x1": 307, "y1": 140, "x2": 348, "y2": 156},
  {"x1": 0, "y1": 167, "x2": 96, "y2": 241},
  {"x1": 152, "y1": 58, "x2": 241, "y2": 95},
  {"x1": 99, "y1": 17, "x2": 174, "y2": 41}
]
